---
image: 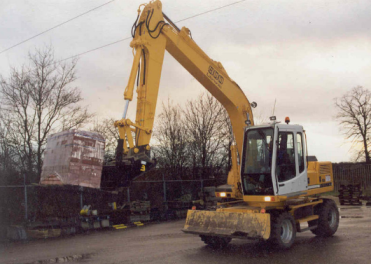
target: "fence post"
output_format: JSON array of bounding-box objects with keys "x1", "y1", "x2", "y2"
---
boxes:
[
  {"x1": 80, "y1": 186, "x2": 83, "y2": 209},
  {"x1": 163, "y1": 174, "x2": 167, "y2": 203},
  {"x1": 162, "y1": 174, "x2": 168, "y2": 214},
  {"x1": 127, "y1": 187, "x2": 131, "y2": 203},
  {"x1": 24, "y1": 174, "x2": 28, "y2": 221}
]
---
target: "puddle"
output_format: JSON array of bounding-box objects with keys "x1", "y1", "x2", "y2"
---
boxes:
[
  {"x1": 339, "y1": 207, "x2": 362, "y2": 210},
  {"x1": 27, "y1": 253, "x2": 93, "y2": 264}
]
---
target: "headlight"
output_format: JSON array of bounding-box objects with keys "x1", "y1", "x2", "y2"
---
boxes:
[{"x1": 264, "y1": 196, "x2": 271, "y2": 202}]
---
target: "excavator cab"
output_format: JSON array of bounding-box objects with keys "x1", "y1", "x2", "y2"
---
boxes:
[
  {"x1": 241, "y1": 122, "x2": 308, "y2": 199},
  {"x1": 216, "y1": 121, "x2": 309, "y2": 201}
]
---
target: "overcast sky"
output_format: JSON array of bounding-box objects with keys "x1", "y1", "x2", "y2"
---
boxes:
[{"x1": 1, "y1": 0, "x2": 371, "y2": 163}]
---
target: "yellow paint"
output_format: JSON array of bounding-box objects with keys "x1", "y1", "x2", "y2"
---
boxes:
[
  {"x1": 114, "y1": 226, "x2": 128, "y2": 230},
  {"x1": 183, "y1": 209, "x2": 270, "y2": 240},
  {"x1": 307, "y1": 161, "x2": 334, "y2": 192},
  {"x1": 113, "y1": 224, "x2": 128, "y2": 229},
  {"x1": 134, "y1": 222, "x2": 144, "y2": 226},
  {"x1": 124, "y1": 48, "x2": 142, "y2": 101},
  {"x1": 116, "y1": 0, "x2": 253, "y2": 198}
]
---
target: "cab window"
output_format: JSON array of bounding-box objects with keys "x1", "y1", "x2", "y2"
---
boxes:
[
  {"x1": 297, "y1": 133, "x2": 304, "y2": 173},
  {"x1": 241, "y1": 128, "x2": 274, "y2": 195},
  {"x1": 276, "y1": 132, "x2": 296, "y2": 182}
]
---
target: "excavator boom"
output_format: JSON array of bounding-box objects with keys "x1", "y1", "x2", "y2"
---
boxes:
[{"x1": 115, "y1": 0, "x2": 255, "y2": 197}]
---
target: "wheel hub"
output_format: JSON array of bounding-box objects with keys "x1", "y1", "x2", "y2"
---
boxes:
[
  {"x1": 328, "y1": 208, "x2": 337, "y2": 228},
  {"x1": 280, "y1": 219, "x2": 293, "y2": 244}
]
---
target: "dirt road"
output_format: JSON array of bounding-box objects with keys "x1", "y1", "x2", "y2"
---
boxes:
[{"x1": 1, "y1": 205, "x2": 370, "y2": 264}]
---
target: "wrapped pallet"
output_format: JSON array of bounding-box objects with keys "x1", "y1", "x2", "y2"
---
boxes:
[{"x1": 40, "y1": 130, "x2": 105, "y2": 189}]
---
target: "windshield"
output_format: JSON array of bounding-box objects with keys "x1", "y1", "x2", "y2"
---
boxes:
[{"x1": 241, "y1": 128, "x2": 274, "y2": 195}]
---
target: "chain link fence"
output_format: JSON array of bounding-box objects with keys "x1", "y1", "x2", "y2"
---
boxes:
[
  {"x1": 0, "y1": 173, "x2": 217, "y2": 240},
  {"x1": 3, "y1": 163, "x2": 370, "y2": 240}
]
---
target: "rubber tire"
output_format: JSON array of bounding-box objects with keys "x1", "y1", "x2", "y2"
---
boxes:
[
  {"x1": 200, "y1": 235, "x2": 231, "y2": 249},
  {"x1": 268, "y1": 211, "x2": 296, "y2": 249},
  {"x1": 310, "y1": 199, "x2": 339, "y2": 237}
]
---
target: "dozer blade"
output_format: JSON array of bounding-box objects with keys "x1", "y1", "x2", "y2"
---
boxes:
[{"x1": 182, "y1": 210, "x2": 271, "y2": 240}]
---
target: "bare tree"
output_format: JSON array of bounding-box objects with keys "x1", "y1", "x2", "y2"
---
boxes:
[
  {"x1": 152, "y1": 99, "x2": 189, "y2": 179},
  {"x1": 218, "y1": 108, "x2": 234, "y2": 172},
  {"x1": 253, "y1": 109, "x2": 269, "y2": 125},
  {"x1": 0, "y1": 110, "x2": 20, "y2": 184},
  {"x1": 335, "y1": 86, "x2": 371, "y2": 163},
  {"x1": 0, "y1": 45, "x2": 93, "y2": 181},
  {"x1": 91, "y1": 118, "x2": 120, "y2": 163},
  {"x1": 183, "y1": 93, "x2": 228, "y2": 179}
]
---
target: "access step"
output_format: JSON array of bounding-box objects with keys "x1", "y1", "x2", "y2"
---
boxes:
[
  {"x1": 296, "y1": 215, "x2": 319, "y2": 233},
  {"x1": 297, "y1": 225, "x2": 318, "y2": 233},
  {"x1": 296, "y1": 215, "x2": 319, "y2": 224}
]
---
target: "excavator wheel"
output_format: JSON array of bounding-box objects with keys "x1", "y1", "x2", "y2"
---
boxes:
[
  {"x1": 309, "y1": 199, "x2": 339, "y2": 237},
  {"x1": 268, "y1": 211, "x2": 296, "y2": 249},
  {"x1": 200, "y1": 235, "x2": 231, "y2": 249}
]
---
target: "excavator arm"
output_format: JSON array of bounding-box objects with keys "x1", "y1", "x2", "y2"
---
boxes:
[{"x1": 115, "y1": 0, "x2": 255, "y2": 197}]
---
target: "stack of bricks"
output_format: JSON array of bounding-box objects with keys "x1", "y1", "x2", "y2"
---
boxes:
[{"x1": 40, "y1": 130, "x2": 105, "y2": 189}]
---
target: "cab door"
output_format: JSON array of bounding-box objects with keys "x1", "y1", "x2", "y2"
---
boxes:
[{"x1": 273, "y1": 125, "x2": 308, "y2": 196}]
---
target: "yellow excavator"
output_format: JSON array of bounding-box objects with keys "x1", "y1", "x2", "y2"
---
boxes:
[{"x1": 115, "y1": 0, "x2": 339, "y2": 249}]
